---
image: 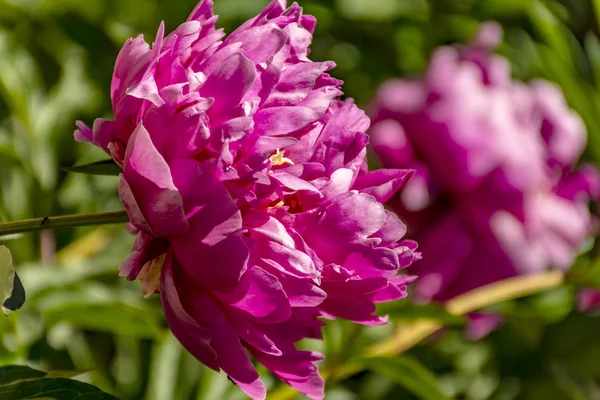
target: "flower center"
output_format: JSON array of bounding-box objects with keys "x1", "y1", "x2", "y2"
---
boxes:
[{"x1": 269, "y1": 149, "x2": 294, "y2": 167}]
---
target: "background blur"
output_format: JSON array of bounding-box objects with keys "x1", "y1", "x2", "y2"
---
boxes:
[{"x1": 1, "y1": 0, "x2": 600, "y2": 399}]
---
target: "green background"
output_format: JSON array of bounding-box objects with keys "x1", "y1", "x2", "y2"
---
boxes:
[{"x1": 1, "y1": 0, "x2": 600, "y2": 399}]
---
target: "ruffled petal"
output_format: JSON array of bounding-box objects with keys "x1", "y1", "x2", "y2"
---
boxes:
[
  {"x1": 168, "y1": 158, "x2": 249, "y2": 292},
  {"x1": 120, "y1": 123, "x2": 189, "y2": 236}
]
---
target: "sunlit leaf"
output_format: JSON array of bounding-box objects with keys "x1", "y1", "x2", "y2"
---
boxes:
[
  {"x1": 593, "y1": 0, "x2": 600, "y2": 32},
  {"x1": 196, "y1": 367, "x2": 234, "y2": 400},
  {"x1": 362, "y1": 356, "x2": 449, "y2": 400},
  {"x1": 0, "y1": 245, "x2": 25, "y2": 314},
  {"x1": 528, "y1": 0, "x2": 573, "y2": 64},
  {"x1": 146, "y1": 333, "x2": 182, "y2": 400},
  {"x1": 0, "y1": 365, "x2": 118, "y2": 399}
]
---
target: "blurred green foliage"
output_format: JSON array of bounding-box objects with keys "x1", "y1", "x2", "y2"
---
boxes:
[{"x1": 1, "y1": 0, "x2": 600, "y2": 399}]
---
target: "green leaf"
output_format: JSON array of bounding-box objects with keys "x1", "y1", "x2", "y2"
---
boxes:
[
  {"x1": 0, "y1": 366, "x2": 46, "y2": 385},
  {"x1": 336, "y1": 0, "x2": 428, "y2": 22},
  {"x1": 196, "y1": 367, "x2": 232, "y2": 400},
  {"x1": 528, "y1": 0, "x2": 573, "y2": 65},
  {"x1": 530, "y1": 286, "x2": 575, "y2": 323},
  {"x1": 474, "y1": 0, "x2": 532, "y2": 17},
  {"x1": 378, "y1": 302, "x2": 466, "y2": 327},
  {"x1": 362, "y1": 356, "x2": 449, "y2": 400},
  {"x1": 43, "y1": 302, "x2": 163, "y2": 339},
  {"x1": 593, "y1": 0, "x2": 600, "y2": 31},
  {"x1": 0, "y1": 365, "x2": 118, "y2": 399},
  {"x1": 62, "y1": 160, "x2": 121, "y2": 176},
  {"x1": 585, "y1": 33, "x2": 600, "y2": 87},
  {"x1": 0, "y1": 246, "x2": 25, "y2": 314},
  {"x1": 0, "y1": 146, "x2": 22, "y2": 168},
  {"x1": 18, "y1": 262, "x2": 117, "y2": 299},
  {"x1": 146, "y1": 333, "x2": 182, "y2": 400}
]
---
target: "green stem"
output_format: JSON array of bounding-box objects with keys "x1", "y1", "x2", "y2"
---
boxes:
[{"x1": 0, "y1": 211, "x2": 130, "y2": 237}]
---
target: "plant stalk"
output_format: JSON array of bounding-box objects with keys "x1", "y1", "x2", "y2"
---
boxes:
[{"x1": 0, "y1": 211, "x2": 129, "y2": 237}]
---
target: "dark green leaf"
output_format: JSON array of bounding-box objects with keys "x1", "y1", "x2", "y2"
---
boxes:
[
  {"x1": 3, "y1": 271, "x2": 25, "y2": 313},
  {"x1": 61, "y1": 160, "x2": 121, "y2": 176},
  {"x1": 0, "y1": 246, "x2": 25, "y2": 314},
  {"x1": 0, "y1": 365, "x2": 118, "y2": 400},
  {"x1": 362, "y1": 356, "x2": 449, "y2": 400},
  {"x1": 0, "y1": 366, "x2": 46, "y2": 385}
]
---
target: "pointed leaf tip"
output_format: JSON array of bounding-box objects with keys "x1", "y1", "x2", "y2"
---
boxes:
[{"x1": 62, "y1": 159, "x2": 122, "y2": 176}]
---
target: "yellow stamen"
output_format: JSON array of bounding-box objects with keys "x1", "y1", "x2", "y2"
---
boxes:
[{"x1": 269, "y1": 149, "x2": 294, "y2": 167}]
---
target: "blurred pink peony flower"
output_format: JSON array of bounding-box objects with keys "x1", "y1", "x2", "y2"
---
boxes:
[
  {"x1": 465, "y1": 312, "x2": 503, "y2": 341},
  {"x1": 578, "y1": 287, "x2": 600, "y2": 312},
  {"x1": 75, "y1": 1, "x2": 417, "y2": 398},
  {"x1": 369, "y1": 22, "x2": 599, "y2": 303}
]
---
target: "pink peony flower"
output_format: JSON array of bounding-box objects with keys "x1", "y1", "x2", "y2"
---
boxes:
[
  {"x1": 368, "y1": 22, "x2": 599, "y2": 303},
  {"x1": 75, "y1": 1, "x2": 417, "y2": 398}
]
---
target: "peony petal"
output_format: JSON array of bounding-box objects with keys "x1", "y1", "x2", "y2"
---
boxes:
[
  {"x1": 119, "y1": 232, "x2": 169, "y2": 280},
  {"x1": 318, "y1": 168, "x2": 354, "y2": 199},
  {"x1": 74, "y1": 121, "x2": 93, "y2": 143},
  {"x1": 177, "y1": 268, "x2": 261, "y2": 387},
  {"x1": 251, "y1": 342, "x2": 324, "y2": 400},
  {"x1": 310, "y1": 102, "x2": 370, "y2": 173},
  {"x1": 121, "y1": 123, "x2": 189, "y2": 236},
  {"x1": 270, "y1": 171, "x2": 321, "y2": 194},
  {"x1": 227, "y1": 23, "x2": 288, "y2": 64},
  {"x1": 126, "y1": 72, "x2": 164, "y2": 107},
  {"x1": 227, "y1": 310, "x2": 282, "y2": 356},
  {"x1": 267, "y1": 62, "x2": 336, "y2": 107},
  {"x1": 253, "y1": 106, "x2": 320, "y2": 137},
  {"x1": 299, "y1": 192, "x2": 386, "y2": 265},
  {"x1": 352, "y1": 169, "x2": 414, "y2": 203},
  {"x1": 201, "y1": 53, "x2": 256, "y2": 120},
  {"x1": 217, "y1": 266, "x2": 291, "y2": 323},
  {"x1": 187, "y1": 0, "x2": 215, "y2": 22},
  {"x1": 160, "y1": 252, "x2": 218, "y2": 370},
  {"x1": 168, "y1": 158, "x2": 249, "y2": 292},
  {"x1": 371, "y1": 210, "x2": 408, "y2": 246},
  {"x1": 111, "y1": 35, "x2": 152, "y2": 109}
]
